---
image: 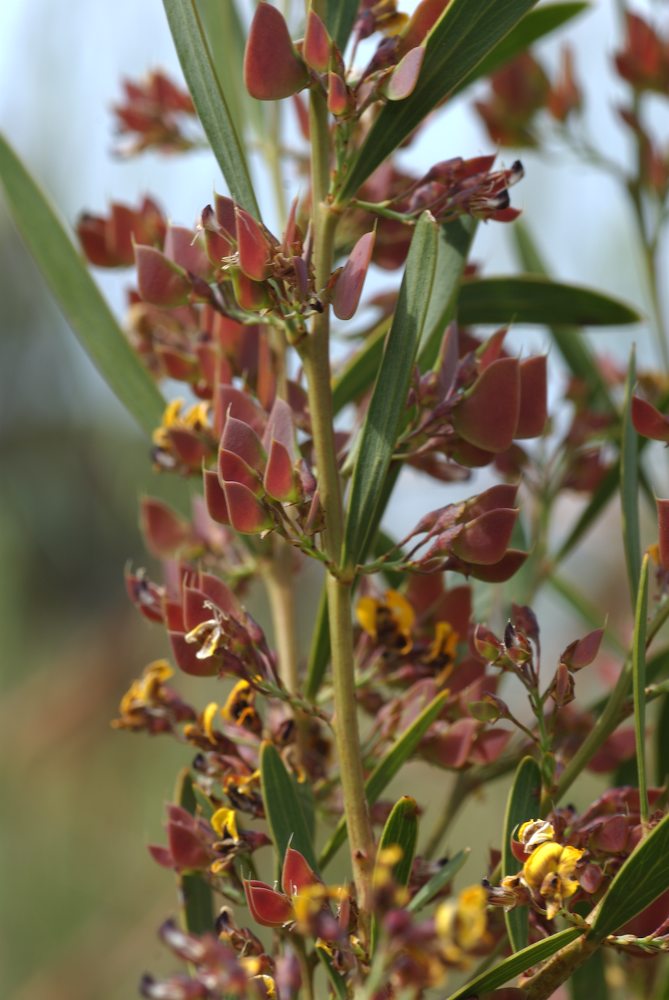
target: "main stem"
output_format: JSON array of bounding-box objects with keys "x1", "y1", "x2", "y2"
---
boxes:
[{"x1": 301, "y1": 87, "x2": 376, "y2": 922}]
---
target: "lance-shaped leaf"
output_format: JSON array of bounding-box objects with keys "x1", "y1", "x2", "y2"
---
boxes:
[
  {"x1": 162, "y1": 0, "x2": 259, "y2": 216},
  {"x1": 621, "y1": 347, "x2": 641, "y2": 604},
  {"x1": 455, "y1": 3, "x2": 589, "y2": 95},
  {"x1": 503, "y1": 757, "x2": 541, "y2": 952},
  {"x1": 589, "y1": 811, "x2": 669, "y2": 940},
  {"x1": 0, "y1": 135, "x2": 166, "y2": 438},
  {"x1": 175, "y1": 769, "x2": 214, "y2": 935},
  {"x1": 324, "y1": 0, "x2": 359, "y2": 52},
  {"x1": 244, "y1": 3, "x2": 308, "y2": 100},
  {"x1": 342, "y1": 212, "x2": 438, "y2": 567},
  {"x1": 320, "y1": 691, "x2": 448, "y2": 867},
  {"x1": 452, "y1": 358, "x2": 520, "y2": 453},
  {"x1": 445, "y1": 928, "x2": 582, "y2": 1000},
  {"x1": 632, "y1": 554, "x2": 650, "y2": 824},
  {"x1": 419, "y1": 216, "x2": 477, "y2": 370},
  {"x1": 332, "y1": 230, "x2": 375, "y2": 320},
  {"x1": 260, "y1": 741, "x2": 319, "y2": 873},
  {"x1": 371, "y1": 796, "x2": 419, "y2": 953},
  {"x1": 376, "y1": 796, "x2": 419, "y2": 888},
  {"x1": 457, "y1": 276, "x2": 640, "y2": 327},
  {"x1": 407, "y1": 849, "x2": 470, "y2": 913},
  {"x1": 336, "y1": 0, "x2": 540, "y2": 202},
  {"x1": 195, "y1": 0, "x2": 265, "y2": 144}
]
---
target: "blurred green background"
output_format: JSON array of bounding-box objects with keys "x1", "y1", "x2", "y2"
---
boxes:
[{"x1": 0, "y1": 1, "x2": 666, "y2": 998}]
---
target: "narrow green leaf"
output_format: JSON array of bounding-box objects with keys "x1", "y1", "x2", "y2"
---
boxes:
[
  {"x1": 371, "y1": 796, "x2": 419, "y2": 952},
  {"x1": 196, "y1": 0, "x2": 268, "y2": 143},
  {"x1": 304, "y1": 583, "x2": 330, "y2": 700},
  {"x1": 259, "y1": 741, "x2": 319, "y2": 873},
  {"x1": 590, "y1": 811, "x2": 669, "y2": 940},
  {"x1": 503, "y1": 757, "x2": 542, "y2": 952},
  {"x1": 320, "y1": 691, "x2": 449, "y2": 868},
  {"x1": 656, "y1": 693, "x2": 669, "y2": 786},
  {"x1": 0, "y1": 134, "x2": 166, "y2": 438},
  {"x1": 455, "y1": 3, "x2": 589, "y2": 95},
  {"x1": 446, "y1": 928, "x2": 582, "y2": 999},
  {"x1": 457, "y1": 276, "x2": 640, "y2": 327},
  {"x1": 342, "y1": 212, "x2": 438, "y2": 567},
  {"x1": 324, "y1": 0, "x2": 359, "y2": 52},
  {"x1": 377, "y1": 796, "x2": 419, "y2": 888},
  {"x1": 162, "y1": 0, "x2": 259, "y2": 216},
  {"x1": 621, "y1": 347, "x2": 641, "y2": 604},
  {"x1": 569, "y1": 948, "x2": 609, "y2": 1000},
  {"x1": 419, "y1": 216, "x2": 477, "y2": 370},
  {"x1": 512, "y1": 223, "x2": 616, "y2": 407},
  {"x1": 175, "y1": 768, "x2": 215, "y2": 935},
  {"x1": 407, "y1": 848, "x2": 470, "y2": 913},
  {"x1": 632, "y1": 554, "x2": 650, "y2": 824},
  {"x1": 336, "y1": 0, "x2": 541, "y2": 202}
]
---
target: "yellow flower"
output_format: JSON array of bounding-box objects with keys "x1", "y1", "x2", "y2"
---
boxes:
[
  {"x1": 356, "y1": 589, "x2": 415, "y2": 652},
  {"x1": 436, "y1": 884, "x2": 489, "y2": 964},
  {"x1": 426, "y1": 621, "x2": 459, "y2": 663},
  {"x1": 521, "y1": 842, "x2": 584, "y2": 919},
  {"x1": 517, "y1": 819, "x2": 556, "y2": 852},
  {"x1": 221, "y1": 679, "x2": 262, "y2": 734},
  {"x1": 211, "y1": 807, "x2": 239, "y2": 842}
]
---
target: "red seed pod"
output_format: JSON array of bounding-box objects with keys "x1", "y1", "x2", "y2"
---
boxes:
[
  {"x1": 244, "y1": 3, "x2": 308, "y2": 100},
  {"x1": 244, "y1": 880, "x2": 294, "y2": 926},
  {"x1": 632, "y1": 395, "x2": 669, "y2": 443},
  {"x1": 451, "y1": 508, "x2": 519, "y2": 566},
  {"x1": 224, "y1": 482, "x2": 273, "y2": 534},
  {"x1": 327, "y1": 72, "x2": 350, "y2": 116},
  {"x1": 385, "y1": 45, "x2": 425, "y2": 101},
  {"x1": 332, "y1": 230, "x2": 375, "y2": 320},
  {"x1": 140, "y1": 497, "x2": 191, "y2": 557},
  {"x1": 135, "y1": 245, "x2": 191, "y2": 306},
  {"x1": 452, "y1": 357, "x2": 521, "y2": 452},
  {"x1": 303, "y1": 9, "x2": 331, "y2": 73}
]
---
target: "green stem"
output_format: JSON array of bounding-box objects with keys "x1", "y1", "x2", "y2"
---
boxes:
[{"x1": 301, "y1": 84, "x2": 376, "y2": 923}]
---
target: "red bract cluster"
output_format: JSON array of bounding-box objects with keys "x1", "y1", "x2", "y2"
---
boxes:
[{"x1": 113, "y1": 70, "x2": 198, "y2": 154}]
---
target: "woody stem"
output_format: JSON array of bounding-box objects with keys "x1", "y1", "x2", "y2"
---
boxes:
[{"x1": 300, "y1": 85, "x2": 376, "y2": 925}]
